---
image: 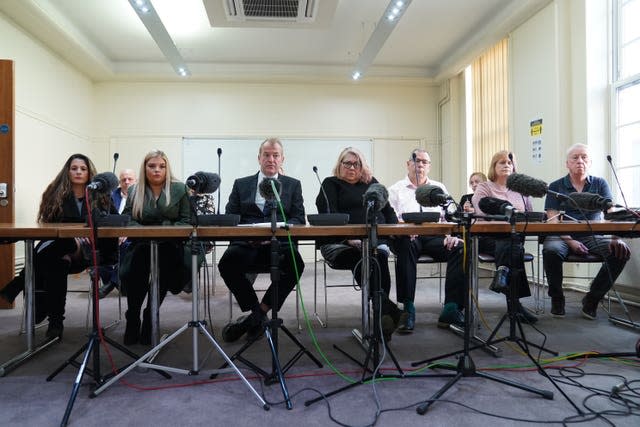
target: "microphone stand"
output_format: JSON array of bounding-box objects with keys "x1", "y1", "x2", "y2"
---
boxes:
[
  {"x1": 48, "y1": 208, "x2": 153, "y2": 427},
  {"x1": 305, "y1": 203, "x2": 409, "y2": 407},
  {"x1": 413, "y1": 212, "x2": 564, "y2": 415},
  {"x1": 90, "y1": 201, "x2": 268, "y2": 410},
  {"x1": 214, "y1": 195, "x2": 322, "y2": 409}
]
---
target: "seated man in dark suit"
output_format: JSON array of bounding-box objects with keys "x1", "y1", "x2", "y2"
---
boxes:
[{"x1": 219, "y1": 138, "x2": 306, "y2": 342}]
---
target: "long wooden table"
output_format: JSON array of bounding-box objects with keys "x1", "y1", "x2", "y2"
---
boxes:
[{"x1": 1, "y1": 220, "x2": 638, "y2": 374}]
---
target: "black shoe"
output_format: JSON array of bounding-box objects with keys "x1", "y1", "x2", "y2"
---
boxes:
[
  {"x1": 381, "y1": 315, "x2": 395, "y2": 342},
  {"x1": 437, "y1": 303, "x2": 465, "y2": 329},
  {"x1": 489, "y1": 266, "x2": 510, "y2": 294},
  {"x1": 245, "y1": 312, "x2": 268, "y2": 342},
  {"x1": 515, "y1": 301, "x2": 538, "y2": 324},
  {"x1": 123, "y1": 311, "x2": 141, "y2": 345},
  {"x1": 182, "y1": 281, "x2": 192, "y2": 294},
  {"x1": 550, "y1": 296, "x2": 565, "y2": 317},
  {"x1": 0, "y1": 290, "x2": 15, "y2": 306},
  {"x1": 45, "y1": 317, "x2": 64, "y2": 340},
  {"x1": 581, "y1": 296, "x2": 598, "y2": 320},
  {"x1": 222, "y1": 315, "x2": 253, "y2": 343},
  {"x1": 139, "y1": 309, "x2": 152, "y2": 345},
  {"x1": 98, "y1": 282, "x2": 117, "y2": 299},
  {"x1": 397, "y1": 311, "x2": 415, "y2": 334}
]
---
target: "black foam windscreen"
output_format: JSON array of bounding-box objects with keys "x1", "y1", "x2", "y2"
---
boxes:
[
  {"x1": 506, "y1": 173, "x2": 548, "y2": 198},
  {"x1": 186, "y1": 172, "x2": 220, "y2": 193},
  {"x1": 87, "y1": 172, "x2": 119, "y2": 192},
  {"x1": 258, "y1": 178, "x2": 281, "y2": 201},
  {"x1": 363, "y1": 183, "x2": 388, "y2": 212},
  {"x1": 567, "y1": 192, "x2": 616, "y2": 211},
  {"x1": 415, "y1": 184, "x2": 448, "y2": 207},
  {"x1": 478, "y1": 196, "x2": 513, "y2": 216}
]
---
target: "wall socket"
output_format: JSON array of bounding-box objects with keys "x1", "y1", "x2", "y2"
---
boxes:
[{"x1": 0, "y1": 183, "x2": 7, "y2": 198}]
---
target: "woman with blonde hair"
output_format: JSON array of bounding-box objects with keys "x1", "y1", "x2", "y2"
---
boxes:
[
  {"x1": 315, "y1": 147, "x2": 401, "y2": 341},
  {"x1": 120, "y1": 149, "x2": 192, "y2": 345}
]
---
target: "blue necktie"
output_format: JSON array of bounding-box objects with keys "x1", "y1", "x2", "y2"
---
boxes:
[{"x1": 263, "y1": 200, "x2": 274, "y2": 217}]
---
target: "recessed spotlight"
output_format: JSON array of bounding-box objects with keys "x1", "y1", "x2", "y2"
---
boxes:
[
  {"x1": 387, "y1": 14, "x2": 396, "y2": 21},
  {"x1": 396, "y1": 1, "x2": 404, "y2": 7},
  {"x1": 135, "y1": 0, "x2": 144, "y2": 6},
  {"x1": 141, "y1": 6, "x2": 149, "y2": 13},
  {"x1": 392, "y1": 8, "x2": 399, "y2": 14},
  {"x1": 352, "y1": 71, "x2": 361, "y2": 80}
]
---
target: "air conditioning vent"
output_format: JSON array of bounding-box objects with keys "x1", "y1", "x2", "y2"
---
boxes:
[
  {"x1": 204, "y1": 0, "x2": 336, "y2": 28},
  {"x1": 224, "y1": 0, "x2": 317, "y2": 22}
]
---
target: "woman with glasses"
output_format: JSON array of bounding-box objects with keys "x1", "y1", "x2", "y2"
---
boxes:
[{"x1": 315, "y1": 147, "x2": 402, "y2": 341}]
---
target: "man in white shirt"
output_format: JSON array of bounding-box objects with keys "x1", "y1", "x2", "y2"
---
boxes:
[{"x1": 388, "y1": 149, "x2": 465, "y2": 332}]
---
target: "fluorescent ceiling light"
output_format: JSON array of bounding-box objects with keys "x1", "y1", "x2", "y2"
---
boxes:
[
  {"x1": 128, "y1": 0, "x2": 191, "y2": 77},
  {"x1": 351, "y1": 0, "x2": 412, "y2": 80}
]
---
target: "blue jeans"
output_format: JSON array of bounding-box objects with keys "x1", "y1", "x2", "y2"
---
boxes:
[{"x1": 542, "y1": 235, "x2": 627, "y2": 301}]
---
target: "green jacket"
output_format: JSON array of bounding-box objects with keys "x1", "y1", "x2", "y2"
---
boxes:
[{"x1": 122, "y1": 181, "x2": 192, "y2": 226}]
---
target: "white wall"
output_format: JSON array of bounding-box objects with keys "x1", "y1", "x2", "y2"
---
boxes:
[
  {"x1": 509, "y1": 0, "x2": 638, "y2": 291},
  {"x1": 92, "y1": 81, "x2": 440, "y2": 185},
  {"x1": 0, "y1": 12, "x2": 97, "y2": 226}
]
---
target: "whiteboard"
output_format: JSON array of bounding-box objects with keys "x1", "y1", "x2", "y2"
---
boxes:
[{"x1": 182, "y1": 138, "x2": 372, "y2": 216}]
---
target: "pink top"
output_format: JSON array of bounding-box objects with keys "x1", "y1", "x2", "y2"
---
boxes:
[{"x1": 472, "y1": 180, "x2": 533, "y2": 216}]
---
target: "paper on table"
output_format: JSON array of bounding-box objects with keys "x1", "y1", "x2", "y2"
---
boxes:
[{"x1": 237, "y1": 222, "x2": 286, "y2": 227}]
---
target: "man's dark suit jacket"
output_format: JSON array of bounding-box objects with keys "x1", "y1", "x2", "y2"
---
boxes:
[{"x1": 225, "y1": 173, "x2": 305, "y2": 225}]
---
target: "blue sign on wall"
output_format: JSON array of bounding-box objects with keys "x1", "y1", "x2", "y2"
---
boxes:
[{"x1": 0, "y1": 124, "x2": 9, "y2": 134}]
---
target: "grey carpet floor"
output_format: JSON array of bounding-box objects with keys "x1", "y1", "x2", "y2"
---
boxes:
[{"x1": 1, "y1": 264, "x2": 639, "y2": 427}]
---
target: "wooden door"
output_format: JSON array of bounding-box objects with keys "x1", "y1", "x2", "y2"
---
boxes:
[{"x1": 0, "y1": 60, "x2": 15, "y2": 308}]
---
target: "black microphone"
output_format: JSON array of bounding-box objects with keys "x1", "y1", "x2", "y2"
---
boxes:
[
  {"x1": 186, "y1": 172, "x2": 220, "y2": 194},
  {"x1": 567, "y1": 192, "x2": 619, "y2": 211},
  {"x1": 87, "y1": 172, "x2": 119, "y2": 192},
  {"x1": 217, "y1": 148, "x2": 222, "y2": 214},
  {"x1": 363, "y1": 183, "x2": 388, "y2": 212},
  {"x1": 506, "y1": 173, "x2": 569, "y2": 200},
  {"x1": 478, "y1": 196, "x2": 516, "y2": 219},
  {"x1": 411, "y1": 152, "x2": 423, "y2": 212},
  {"x1": 606, "y1": 155, "x2": 630, "y2": 209},
  {"x1": 415, "y1": 184, "x2": 452, "y2": 207},
  {"x1": 259, "y1": 178, "x2": 281, "y2": 201},
  {"x1": 112, "y1": 153, "x2": 119, "y2": 174},
  {"x1": 313, "y1": 166, "x2": 332, "y2": 213}
]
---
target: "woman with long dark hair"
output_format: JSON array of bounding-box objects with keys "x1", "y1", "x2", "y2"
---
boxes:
[{"x1": 0, "y1": 154, "x2": 116, "y2": 339}]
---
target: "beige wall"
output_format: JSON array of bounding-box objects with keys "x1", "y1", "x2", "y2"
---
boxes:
[{"x1": 2, "y1": 2, "x2": 637, "y2": 291}]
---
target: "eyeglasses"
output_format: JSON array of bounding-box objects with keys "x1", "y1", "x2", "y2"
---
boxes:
[
  {"x1": 341, "y1": 161, "x2": 361, "y2": 169},
  {"x1": 413, "y1": 159, "x2": 431, "y2": 165}
]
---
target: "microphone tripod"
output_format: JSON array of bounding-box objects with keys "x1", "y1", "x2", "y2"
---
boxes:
[
  {"x1": 305, "y1": 205, "x2": 409, "y2": 407},
  {"x1": 413, "y1": 212, "x2": 564, "y2": 415},
  {"x1": 89, "y1": 209, "x2": 268, "y2": 409},
  {"x1": 48, "y1": 211, "x2": 162, "y2": 427},
  {"x1": 213, "y1": 197, "x2": 322, "y2": 409}
]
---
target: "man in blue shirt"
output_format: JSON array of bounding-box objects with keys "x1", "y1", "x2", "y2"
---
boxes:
[{"x1": 543, "y1": 143, "x2": 630, "y2": 319}]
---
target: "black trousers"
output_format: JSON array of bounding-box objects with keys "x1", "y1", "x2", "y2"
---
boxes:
[
  {"x1": 218, "y1": 241, "x2": 304, "y2": 313},
  {"x1": 392, "y1": 235, "x2": 465, "y2": 307},
  {"x1": 320, "y1": 243, "x2": 391, "y2": 296},
  {"x1": 121, "y1": 241, "x2": 184, "y2": 316}
]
